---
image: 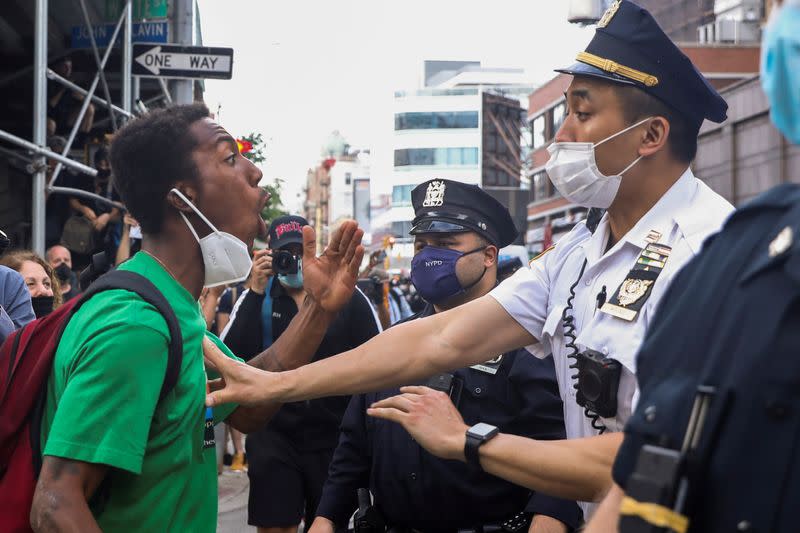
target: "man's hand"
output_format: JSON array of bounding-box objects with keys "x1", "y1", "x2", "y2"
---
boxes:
[
  {"x1": 249, "y1": 249, "x2": 272, "y2": 295},
  {"x1": 307, "y1": 516, "x2": 336, "y2": 533},
  {"x1": 367, "y1": 385, "x2": 469, "y2": 461},
  {"x1": 204, "y1": 335, "x2": 281, "y2": 407},
  {"x1": 301, "y1": 220, "x2": 364, "y2": 312},
  {"x1": 529, "y1": 515, "x2": 568, "y2": 533},
  {"x1": 83, "y1": 207, "x2": 98, "y2": 222}
]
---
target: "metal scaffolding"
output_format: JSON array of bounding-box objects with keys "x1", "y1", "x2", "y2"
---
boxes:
[{"x1": 0, "y1": 0, "x2": 135, "y2": 255}]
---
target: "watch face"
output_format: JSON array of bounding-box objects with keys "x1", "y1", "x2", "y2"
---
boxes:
[{"x1": 469, "y1": 422, "x2": 499, "y2": 439}]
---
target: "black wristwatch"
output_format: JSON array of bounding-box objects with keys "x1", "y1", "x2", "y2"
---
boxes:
[{"x1": 464, "y1": 422, "x2": 499, "y2": 469}]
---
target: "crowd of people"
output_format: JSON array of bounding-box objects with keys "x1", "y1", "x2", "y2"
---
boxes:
[{"x1": 0, "y1": 1, "x2": 798, "y2": 533}]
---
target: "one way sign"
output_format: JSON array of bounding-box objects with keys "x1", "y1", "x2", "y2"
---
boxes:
[{"x1": 133, "y1": 44, "x2": 234, "y2": 80}]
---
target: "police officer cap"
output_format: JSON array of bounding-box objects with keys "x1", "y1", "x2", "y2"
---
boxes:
[
  {"x1": 556, "y1": 0, "x2": 728, "y2": 130},
  {"x1": 268, "y1": 215, "x2": 308, "y2": 250},
  {"x1": 410, "y1": 179, "x2": 518, "y2": 248}
]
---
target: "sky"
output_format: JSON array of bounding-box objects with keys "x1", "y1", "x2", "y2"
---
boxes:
[{"x1": 197, "y1": 0, "x2": 594, "y2": 213}]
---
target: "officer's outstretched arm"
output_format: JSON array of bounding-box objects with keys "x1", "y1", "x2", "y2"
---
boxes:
[
  {"x1": 369, "y1": 385, "x2": 622, "y2": 502},
  {"x1": 205, "y1": 294, "x2": 535, "y2": 407}
]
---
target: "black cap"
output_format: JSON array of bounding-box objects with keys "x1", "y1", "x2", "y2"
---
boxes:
[
  {"x1": 410, "y1": 179, "x2": 518, "y2": 248},
  {"x1": 556, "y1": 0, "x2": 727, "y2": 130},
  {"x1": 268, "y1": 215, "x2": 307, "y2": 250}
]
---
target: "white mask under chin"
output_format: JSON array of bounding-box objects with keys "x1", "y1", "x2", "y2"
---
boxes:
[
  {"x1": 545, "y1": 117, "x2": 650, "y2": 209},
  {"x1": 171, "y1": 188, "x2": 253, "y2": 288}
]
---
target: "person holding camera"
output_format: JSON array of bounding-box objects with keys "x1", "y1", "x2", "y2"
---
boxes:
[{"x1": 221, "y1": 215, "x2": 381, "y2": 533}]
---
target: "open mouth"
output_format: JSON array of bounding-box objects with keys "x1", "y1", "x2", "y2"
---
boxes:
[{"x1": 256, "y1": 191, "x2": 270, "y2": 239}]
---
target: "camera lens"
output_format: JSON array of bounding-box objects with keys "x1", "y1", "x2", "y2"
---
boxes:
[{"x1": 273, "y1": 250, "x2": 298, "y2": 274}]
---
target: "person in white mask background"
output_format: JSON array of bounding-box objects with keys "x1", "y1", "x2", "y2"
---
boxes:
[
  {"x1": 201, "y1": 1, "x2": 733, "y2": 525},
  {"x1": 30, "y1": 104, "x2": 366, "y2": 533}
]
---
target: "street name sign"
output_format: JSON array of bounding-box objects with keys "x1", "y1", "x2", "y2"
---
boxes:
[{"x1": 132, "y1": 44, "x2": 234, "y2": 80}]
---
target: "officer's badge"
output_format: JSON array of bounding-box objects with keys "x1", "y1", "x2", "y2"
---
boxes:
[
  {"x1": 617, "y1": 279, "x2": 654, "y2": 307},
  {"x1": 422, "y1": 180, "x2": 446, "y2": 208},
  {"x1": 769, "y1": 226, "x2": 793, "y2": 257},
  {"x1": 601, "y1": 240, "x2": 671, "y2": 322},
  {"x1": 597, "y1": 0, "x2": 622, "y2": 28}
]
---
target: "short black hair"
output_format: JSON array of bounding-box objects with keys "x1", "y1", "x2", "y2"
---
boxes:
[
  {"x1": 613, "y1": 85, "x2": 699, "y2": 163},
  {"x1": 110, "y1": 103, "x2": 210, "y2": 234}
]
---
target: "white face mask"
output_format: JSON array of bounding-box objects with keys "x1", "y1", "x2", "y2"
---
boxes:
[
  {"x1": 170, "y1": 188, "x2": 253, "y2": 288},
  {"x1": 545, "y1": 117, "x2": 651, "y2": 209}
]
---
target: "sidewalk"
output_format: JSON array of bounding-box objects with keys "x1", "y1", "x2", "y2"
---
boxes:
[{"x1": 217, "y1": 470, "x2": 255, "y2": 533}]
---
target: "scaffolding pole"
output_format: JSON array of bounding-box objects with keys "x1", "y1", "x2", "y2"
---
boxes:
[
  {"x1": 32, "y1": 0, "x2": 47, "y2": 255},
  {"x1": 0, "y1": 129, "x2": 97, "y2": 176},
  {"x1": 122, "y1": 0, "x2": 132, "y2": 115},
  {"x1": 49, "y1": 8, "x2": 126, "y2": 188},
  {"x1": 46, "y1": 69, "x2": 133, "y2": 119},
  {"x1": 78, "y1": 0, "x2": 118, "y2": 131}
]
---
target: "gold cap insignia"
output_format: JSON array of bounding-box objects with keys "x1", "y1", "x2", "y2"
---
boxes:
[
  {"x1": 422, "y1": 180, "x2": 446, "y2": 208},
  {"x1": 769, "y1": 226, "x2": 793, "y2": 257},
  {"x1": 617, "y1": 278, "x2": 654, "y2": 307},
  {"x1": 598, "y1": 0, "x2": 622, "y2": 28}
]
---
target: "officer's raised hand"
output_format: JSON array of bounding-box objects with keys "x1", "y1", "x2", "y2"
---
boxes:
[{"x1": 367, "y1": 386, "x2": 470, "y2": 461}]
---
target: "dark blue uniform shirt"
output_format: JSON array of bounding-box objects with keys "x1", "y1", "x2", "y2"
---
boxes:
[
  {"x1": 614, "y1": 184, "x2": 800, "y2": 532},
  {"x1": 317, "y1": 303, "x2": 583, "y2": 532}
]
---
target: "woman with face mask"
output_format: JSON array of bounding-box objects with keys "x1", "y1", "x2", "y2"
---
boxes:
[{"x1": 0, "y1": 250, "x2": 63, "y2": 318}]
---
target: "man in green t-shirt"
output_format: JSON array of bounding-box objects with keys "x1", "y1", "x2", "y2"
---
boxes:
[{"x1": 30, "y1": 104, "x2": 365, "y2": 533}]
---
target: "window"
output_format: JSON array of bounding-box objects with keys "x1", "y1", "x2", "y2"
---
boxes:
[
  {"x1": 394, "y1": 111, "x2": 479, "y2": 131},
  {"x1": 391, "y1": 220, "x2": 413, "y2": 236},
  {"x1": 394, "y1": 147, "x2": 479, "y2": 167},
  {"x1": 392, "y1": 184, "x2": 414, "y2": 206},
  {"x1": 345, "y1": 172, "x2": 352, "y2": 186},
  {"x1": 552, "y1": 103, "x2": 566, "y2": 138},
  {"x1": 532, "y1": 115, "x2": 546, "y2": 149}
]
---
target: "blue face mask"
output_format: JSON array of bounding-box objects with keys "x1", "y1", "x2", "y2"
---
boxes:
[
  {"x1": 761, "y1": 2, "x2": 800, "y2": 144},
  {"x1": 410, "y1": 245, "x2": 486, "y2": 305},
  {"x1": 278, "y1": 258, "x2": 303, "y2": 289}
]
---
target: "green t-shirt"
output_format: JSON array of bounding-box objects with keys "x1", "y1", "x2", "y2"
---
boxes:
[{"x1": 41, "y1": 252, "x2": 239, "y2": 532}]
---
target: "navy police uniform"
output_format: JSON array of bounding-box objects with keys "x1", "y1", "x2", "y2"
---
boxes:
[
  {"x1": 316, "y1": 180, "x2": 582, "y2": 531},
  {"x1": 613, "y1": 183, "x2": 800, "y2": 532}
]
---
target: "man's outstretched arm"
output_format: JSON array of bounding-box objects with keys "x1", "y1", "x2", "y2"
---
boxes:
[
  {"x1": 367, "y1": 385, "x2": 622, "y2": 502},
  {"x1": 206, "y1": 296, "x2": 537, "y2": 408},
  {"x1": 221, "y1": 221, "x2": 364, "y2": 432}
]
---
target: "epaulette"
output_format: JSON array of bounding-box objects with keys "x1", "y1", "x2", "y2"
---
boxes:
[{"x1": 530, "y1": 245, "x2": 555, "y2": 266}]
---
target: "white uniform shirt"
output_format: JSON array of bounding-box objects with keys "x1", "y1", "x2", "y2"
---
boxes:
[{"x1": 491, "y1": 169, "x2": 733, "y2": 441}]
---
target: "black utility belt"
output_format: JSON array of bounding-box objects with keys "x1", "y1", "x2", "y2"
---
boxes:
[{"x1": 385, "y1": 512, "x2": 531, "y2": 533}]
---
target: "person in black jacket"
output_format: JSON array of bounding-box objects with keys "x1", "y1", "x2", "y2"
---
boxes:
[
  {"x1": 309, "y1": 180, "x2": 581, "y2": 533},
  {"x1": 222, "y1": 215, "x2": 381, "y2": 533}
]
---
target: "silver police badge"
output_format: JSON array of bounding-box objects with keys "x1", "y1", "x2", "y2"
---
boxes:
[{"x1": 422, "y1": 180, "x2": 446, "y2": 208}]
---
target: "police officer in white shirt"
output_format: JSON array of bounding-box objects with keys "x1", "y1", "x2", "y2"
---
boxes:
[{"x1": 203, "y1": 0, "x2": 734, "y2": 521}]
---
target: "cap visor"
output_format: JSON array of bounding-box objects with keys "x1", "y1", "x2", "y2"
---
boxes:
[
  {"x1": 410, "y1": 219, "x2": 470, "y2": 235},
  {"x1": 555, "y1": 62, "x2": 636, "y2": 87}
]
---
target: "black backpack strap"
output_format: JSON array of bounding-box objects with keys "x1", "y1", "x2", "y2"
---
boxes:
[{"x1": 79, "y1": 270, "x2": 183, "y2": 401}]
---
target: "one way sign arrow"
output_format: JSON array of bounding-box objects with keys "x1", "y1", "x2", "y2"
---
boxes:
[{"x1": 132, "y1": 44, "x2": 234, "y2": 80}]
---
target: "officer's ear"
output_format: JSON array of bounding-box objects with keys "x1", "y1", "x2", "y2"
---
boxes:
[
  {"x1": 638, "y1": 116, "x2": 670, "y2": 158},
  {"x1": 483, "y1": 242, "x2": 499, "y2": 268}
]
